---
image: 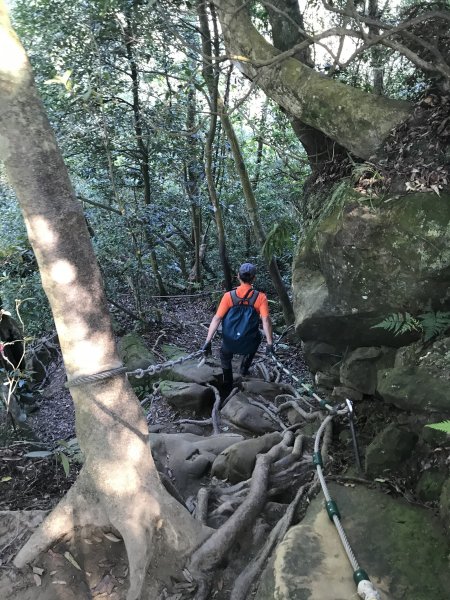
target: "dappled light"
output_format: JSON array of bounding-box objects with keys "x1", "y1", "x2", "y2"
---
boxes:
[{"x1": 0, "y1": 0, "x2": 449, "y2": 599}]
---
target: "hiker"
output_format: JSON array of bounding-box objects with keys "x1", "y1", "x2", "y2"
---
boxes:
[{"x1": 201, "y1": 263, "x2": 274, "y2": 392}]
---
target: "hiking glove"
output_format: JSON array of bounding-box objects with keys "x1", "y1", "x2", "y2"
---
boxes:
[
  {"x1": 266, "y1": 344, "x2": 275, "y2": 357},
  {"x1": 202, "y1": 341, "x2": 212, "y2": 356}
]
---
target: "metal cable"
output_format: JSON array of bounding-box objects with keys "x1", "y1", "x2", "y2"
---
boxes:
[
  {"x1": 314, "y1": 411, "x2": 360, "y2": 571},
  {"x1": 65, "y1": 349, "x2": 205, "y2": 388}
]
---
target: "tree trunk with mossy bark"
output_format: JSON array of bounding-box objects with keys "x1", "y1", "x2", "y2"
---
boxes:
[
  {"x1": 0, "y1": 5, "x2": 206, "y2": 599},
  {"x1": 264, "y1": 0, "x2": 347, "y2": 168},
  {"x1": 213, "y1": 0, "x2": 411, "y2": 159}
]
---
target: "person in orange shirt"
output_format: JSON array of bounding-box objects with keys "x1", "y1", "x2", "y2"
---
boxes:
[{"x1": 201, "y1": 263, "x2": 274, "y2": 393}]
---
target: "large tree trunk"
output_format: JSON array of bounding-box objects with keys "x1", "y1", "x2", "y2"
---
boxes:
[
  {"x1": 213, "y1": 0, "x2": 411, "y2": 159},
  {"x1": 0, "y1": 5, "x2": 204, "y2": 599},
  {"x1": 264, "y1": 0, "x2": 347, "y2": 167}
]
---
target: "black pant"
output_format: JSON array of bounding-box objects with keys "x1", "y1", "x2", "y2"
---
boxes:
[{"x1": 220, "y1": 345, "x2": 257, "y2": 374}]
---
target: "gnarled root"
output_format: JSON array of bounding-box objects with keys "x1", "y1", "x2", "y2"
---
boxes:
[{"x1": 188, "y1": 433, "x2": 294, "y2": 597}]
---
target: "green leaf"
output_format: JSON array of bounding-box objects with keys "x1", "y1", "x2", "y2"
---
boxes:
[
  {"x1": 24, "y1": 451, "x2": 53, "y2": 458},
  {"x1": 372, "y1": 312, "x2": 419, "y2": 335},
  {"x1": 426, "y1": 420, "x2": 450, "y2": 434},
  {"x1": 418, "y1": 311, "x2": 450, "y2": 341},
  {"x1": 59, "y1": 452, "x2": 70, "y2": 477}
]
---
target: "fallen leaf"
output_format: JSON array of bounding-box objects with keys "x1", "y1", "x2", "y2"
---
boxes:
[
  {"x1": 91, "y1": 573, "x2": 116, "y2": 596},
  {"x1": 103, "y1": 532, "x2": 121, "y2": 543},
  {"x1": 183, "y1": 568, "x2": 193, "y2": 583},
  {"x1": 33, "y1": 574, "x2": 42, "y2": 587},
  {"x1": 83, "y1": 538, "x2": 93, "y2": 545},
  {"x1": 431, "y1": 184, "x2": 440, "y2": 196},
  {"x1": 64, "y1": 551, "x2": 82, "y2": 571}
]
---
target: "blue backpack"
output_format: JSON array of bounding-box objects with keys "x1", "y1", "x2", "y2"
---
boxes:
[{"x1": 221, "y1": 289, "x2": 262, "y2": 355}]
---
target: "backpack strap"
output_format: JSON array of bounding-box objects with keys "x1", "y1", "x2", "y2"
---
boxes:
[
  {"x1": 230, "y1": 288, "x2": 259, "y2": 307},
  {"x1": 246, "y1": 290, "x2": 259, "y2": 307}
]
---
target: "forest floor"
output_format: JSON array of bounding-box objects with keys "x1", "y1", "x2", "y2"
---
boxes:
[{"x1": 0, "y1": 295, "x2": 434, "y2": 600}]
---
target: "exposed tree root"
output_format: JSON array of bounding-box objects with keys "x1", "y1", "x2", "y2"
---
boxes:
[
  {"x1": 229, "y1": 482, "x2": 311, "y2": 600},
  {"x1": 195, "y1": 488, "x2": 210, "y2": 524},
  {"x1": 248, "y1": 398, "x2": 287, "y2": 430},
  {"x1": 206, "y1": 383, "x2": 222, "y2": 434},
  {"x1": 188, "y1": 433, "x2": 295, "y2": 597}
]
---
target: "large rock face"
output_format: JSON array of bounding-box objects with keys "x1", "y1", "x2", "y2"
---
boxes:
[
  {"x1": 257, "y1": 483, "x2": 450, "y2": 600},
  {"x1": 377, "y1": 336, "x2": 450, "y2": 414},
  {"x1": 292, "y1": 187, "x2": 450, "y2": 348}
]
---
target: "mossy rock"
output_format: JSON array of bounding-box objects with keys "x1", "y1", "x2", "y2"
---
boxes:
[
  {"x1": 161, "y1": 344, "x2": 186, "y2": 359},
  {"x1": 377, "y1": 366, "x2": 450, "y2": 414},
  {"x1": 257, "y1": 482, "x2": 449, "y2": 600},
  {"x1": 365, "y1": 423, "x2": 418, "y2": 476},
  {"x1": 416, "y1": 470, "x2": 447, "y2": 502},
  {"x1": 117, "y1": 333, "x2": 158, "y2": 386},
  {"x1": 292, "y1": 188, "x2": 450, "y2": 348}
]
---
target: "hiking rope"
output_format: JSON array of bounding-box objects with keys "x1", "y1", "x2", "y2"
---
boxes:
[
  {"x1": 268, "y1": 353, "x2": 382, "y2": 600},
  {"x1": 65, "y1": 349, "x2": 205, "y2": 388}
]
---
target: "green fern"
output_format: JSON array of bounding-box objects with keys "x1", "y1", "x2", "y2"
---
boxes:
[
  {"x1": 418, "y1": 311, "x2": 450, "y2": 341},
  {"x1": 262, "y1": 221, "x2": 294, "y2": 260},
  {"x1": 372, "y1": 312, "x2": 419, "y2": 335},
  {"x1": 426, "y1": 420, "x2": 450, "y2": 434}
]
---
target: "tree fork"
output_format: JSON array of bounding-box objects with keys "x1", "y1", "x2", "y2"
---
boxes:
[{"x1": 213, "y1": 0, "x2": 411, "y2": 159}]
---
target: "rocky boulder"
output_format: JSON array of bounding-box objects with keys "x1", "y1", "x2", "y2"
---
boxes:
[
  {"x1": 211, "y1": 432, "x2": 282, "y2": 483},
  {"x1": 163, "y1": 359, "x2": 223, "y2": 387},
  {"x1": 221, "y1": 392, "x2": 281, "y2": 434},
  {"x1": 365, "y1": 423, "x2": 418, "y2": 476},
  {"x1": 377, "y1": 336, "x2": 450, "y2": 414},
  {"x1": 340, "y1": 346, "x2": 395, "y2": 395},
  {"x1": 257, "y1": 482, "x2": 449, "y2": 600},
  {"x1": 149, "y1": 432, "x2": 243, "y2": 498},
  {"x1": 159, "y1": 380, "x2": 214, "y2": 412},
  {"x1": 292, "y1": 188, "x2": 450, "y2": 348},
  {"x1": 240, "y1": 380, "x2": 290, "y2": 401},
  {"x1": 378, "y1": 366, "x2": 450, "y2": 413},
  {"x1": 440, "y1": 478, "x2": 450, "y2": 532}
]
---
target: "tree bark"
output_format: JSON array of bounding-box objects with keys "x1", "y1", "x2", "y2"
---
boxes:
[
  {"x1": 0, "y1": 5, "x2": 205, "y2": 599},
  {"x1": 213, "y1": 0, "x2": 411, "y2": 159},
  {"x1": 198, "y1": 0, "x2": 233, "y2": 291},
  {"x1": 184, "y1": 83, "x2": 203, "y2": 286},
  {"x1": 264, "y1": 0, "x2": 347, "y2": 167},
  {"x1": 124, "y1": 10, "x2": 167, "y2": 296}
]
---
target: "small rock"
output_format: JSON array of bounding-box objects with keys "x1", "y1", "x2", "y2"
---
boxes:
[
  {"x1": 365, "y1": 424, "x2": 418, "y2": 476},
  {"x1": 331, "y1": 385, "x2": 363, "y2": 403},
  {"x1": 416, "y1": 470, "x2": 447, "y2": 502}
]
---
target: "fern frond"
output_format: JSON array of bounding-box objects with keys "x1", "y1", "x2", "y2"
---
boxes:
[
  {"x1": 262, "y1": 221, "x2": 294, "y2": 260},
  {"x1": 426, "y1": 420, "x2": 450, "y2": 434},
  {"x1": 418, "y1": 311, "x2": 450, "y2": 341},
  {"x1": 372, "y1": 312, "x2": 419, "y2": 335}
]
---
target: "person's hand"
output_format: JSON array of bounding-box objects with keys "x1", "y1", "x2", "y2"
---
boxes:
[
  {"x1": 265, "y1": 344, "x2": 276, "y2": 357},
  {"x1": 201, "y1": 340, "x2": 212, "y2": 356}
]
